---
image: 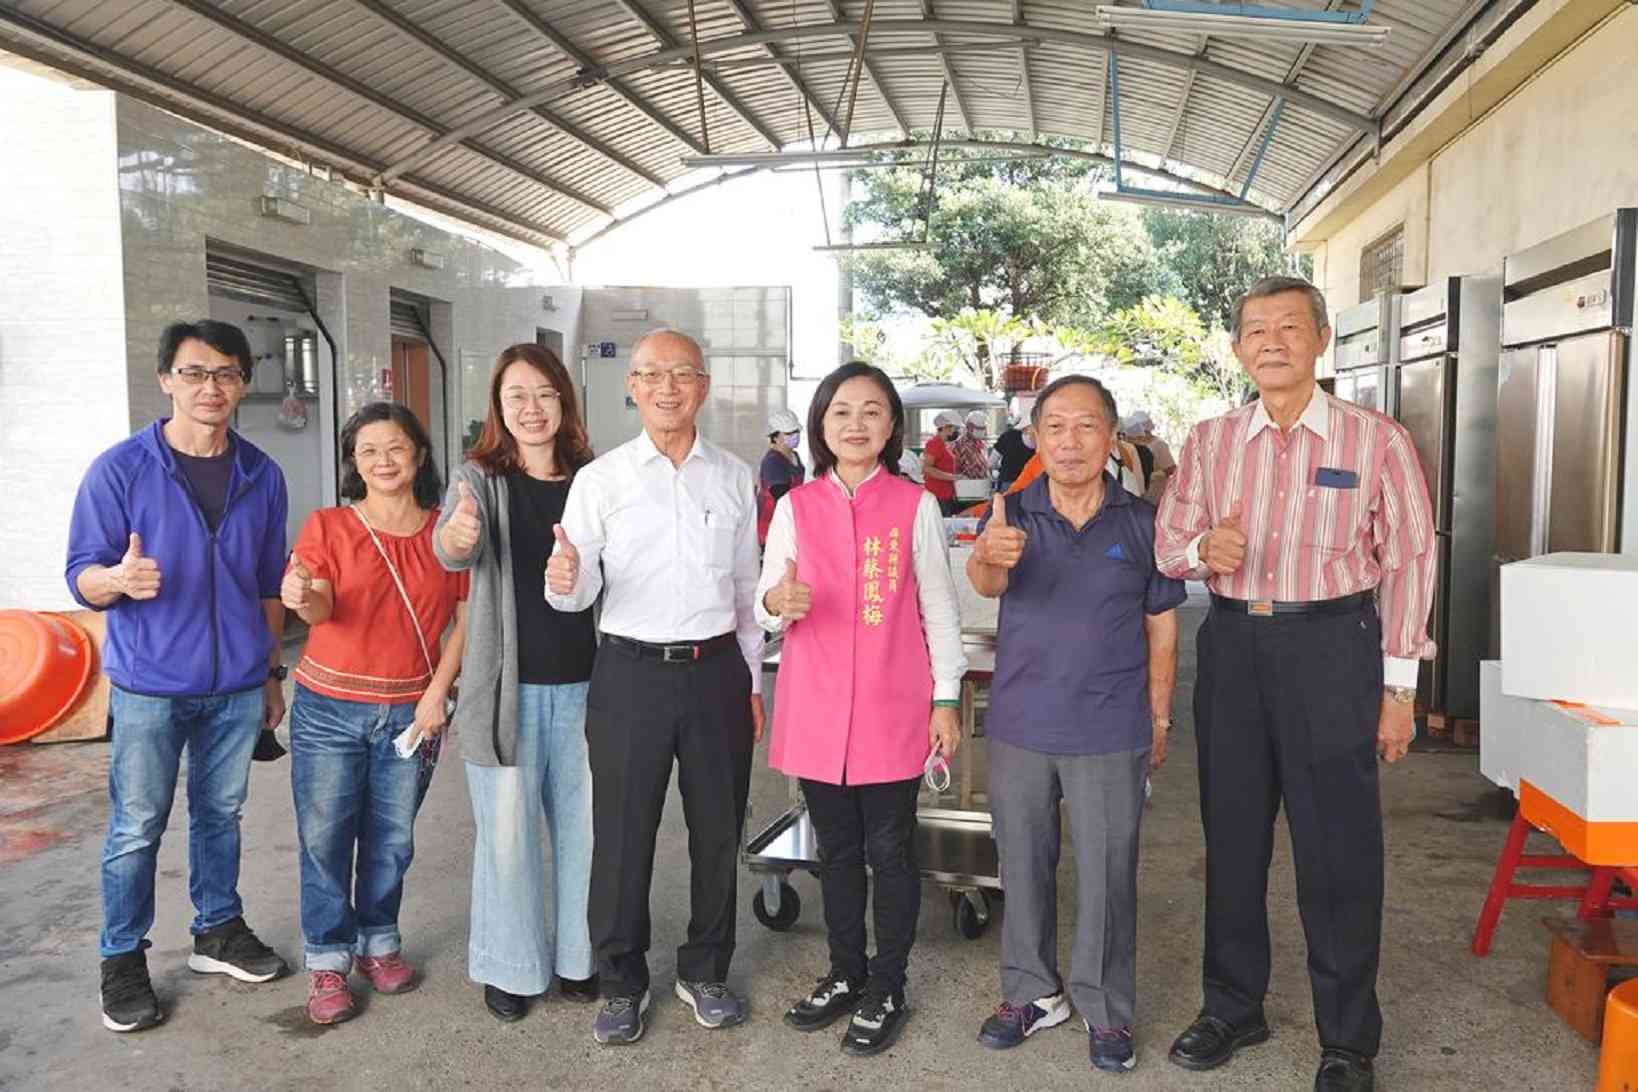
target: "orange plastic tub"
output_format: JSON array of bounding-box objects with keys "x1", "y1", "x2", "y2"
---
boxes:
[{"x1": 0, "y1": 611, "x2": 94, "y2": 743}]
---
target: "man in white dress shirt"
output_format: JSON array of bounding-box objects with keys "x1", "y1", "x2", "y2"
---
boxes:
[{"x1": 546, "y1": 328, "x2": 764, "y2": 1045}]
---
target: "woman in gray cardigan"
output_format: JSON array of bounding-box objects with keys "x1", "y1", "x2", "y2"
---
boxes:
[{"x1": 434, "y1": 344, "x2": 598, "y2": 1022}]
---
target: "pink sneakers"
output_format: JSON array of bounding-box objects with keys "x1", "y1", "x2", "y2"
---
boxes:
[
  {"x1": 356, "y1": 952, "x2": 417, "y2": 994},
  {"x1": 306, "y1": 971, "x2": 356, "y2": 1025}
]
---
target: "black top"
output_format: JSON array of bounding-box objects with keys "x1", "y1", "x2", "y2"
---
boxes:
[
  {"x1": 172, "y1": 444, "x2": 235, "y2": 530},
  {"x1": 506, "y1": 472, "x2": 597, "y2": 685},
  {"x1": 759, "y1": 448, "x2": 805, "y2": 501},
  {"x1": 993, "y1": 427, "x2": 1033, "y2": 483}
]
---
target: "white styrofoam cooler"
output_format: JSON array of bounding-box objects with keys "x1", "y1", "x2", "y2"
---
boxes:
[
  {"x1": 1499, "y1": 552, "x2": 1638, "y2": 708},
  {"x1": 1479, "y1": 660, "x2": 1638, "y2": 824}
]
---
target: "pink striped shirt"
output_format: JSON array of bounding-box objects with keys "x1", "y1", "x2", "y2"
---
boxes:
[{"x1": 1154, "y1": 389, "x2": 1437, "y2": 685}]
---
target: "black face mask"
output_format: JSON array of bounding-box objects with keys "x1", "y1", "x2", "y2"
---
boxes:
[{"x1": 251, "y1": 728, "x2": 286, "y2": 762}]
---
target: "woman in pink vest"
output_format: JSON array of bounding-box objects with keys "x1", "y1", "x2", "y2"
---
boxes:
[{"x1": 755, "y1": 361, "x2": 966, "y2": 1057}]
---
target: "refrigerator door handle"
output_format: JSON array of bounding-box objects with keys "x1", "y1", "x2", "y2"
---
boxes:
[{"x1": 1531, "y1": 345, "x2": 1556, "y2": 558}]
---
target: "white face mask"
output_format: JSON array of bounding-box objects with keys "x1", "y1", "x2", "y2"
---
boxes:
[
  {"x1": 1021, "y1": 431, "x2": 1037, "y2": 451},
  {"x1": 781, "y1": 432, "x2": 801, "y2": 450}
]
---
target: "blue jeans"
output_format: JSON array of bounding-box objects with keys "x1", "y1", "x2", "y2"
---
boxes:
[
  {"x1": 100, "y1": 685, "x2": 263, "y2": 958},
  {"x1": 290, "y1": 685, "x2": 426, "y2": 972},
  {"x1": 466, "y1": 682, "x2": 593, "y2": 994}
]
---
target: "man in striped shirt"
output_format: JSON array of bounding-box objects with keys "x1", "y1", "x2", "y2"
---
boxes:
[{"x1": 1155, "y1": 276, "x2": 1436, "y2": 1092}]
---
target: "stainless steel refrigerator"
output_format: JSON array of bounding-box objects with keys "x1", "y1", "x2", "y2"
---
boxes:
[
  {"x1": 1332, "y1": 291, "x2": 1400, "y2": 416},
  {"x1": 1394, "y1": 276, "x2": 1501, "y2": 720},
  {"x1": 1492, "y1": 208, "x2": 1637, "y2": 651}
]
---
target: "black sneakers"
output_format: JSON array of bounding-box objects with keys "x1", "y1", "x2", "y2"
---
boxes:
[
  {"x1": 187, "y1": 917, "x2": 288, "y2": 983},
  {"x1": 785, "y1": 971, "x2": 863, "y2": 1031},
  {"x1": 100, "y1": 941, "x2": 163, "y2": 1033},
  {"x1": 841, "y1": 987, "x2": 909, "y2": 1056}
]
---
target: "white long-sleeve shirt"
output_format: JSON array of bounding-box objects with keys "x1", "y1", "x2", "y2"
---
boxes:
[
  {"x1": 545, "y1": 429, "x2": 763, "y2": 693},
  {"x1": 755, "y1": 467, "x2": 966, "y2": 702}
]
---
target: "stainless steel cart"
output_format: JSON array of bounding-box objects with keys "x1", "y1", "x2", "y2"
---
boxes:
[{"x1": 744, "y1": 631, "x2": 1001, "y2": 940}]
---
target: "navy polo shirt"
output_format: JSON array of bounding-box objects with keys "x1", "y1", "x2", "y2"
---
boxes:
[{"x1": 981, "y1": 474, "x2": 1187, "y2": 755}]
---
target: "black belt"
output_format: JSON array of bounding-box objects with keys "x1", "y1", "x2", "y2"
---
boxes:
[
  {"x1": 1210, "y1": 590, "x2": 1375, "y2": 618},
  {"x1": 603, "y1": 632, "x2": 738, "y2": 664}
]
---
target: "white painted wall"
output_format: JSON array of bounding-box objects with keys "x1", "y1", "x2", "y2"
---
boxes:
[
  {"x1": 0, "y1": 69, "x2": 562, "y2": 610},
  {"x1": 1303, "y1": 5, "x2": 1638, "y2": 321},
  {"x1": 574, "y1": 286, "x2": 791, "y2": 470},
  {"x1": 0, "y1": 68, "x2": 126, "y2": 611}
]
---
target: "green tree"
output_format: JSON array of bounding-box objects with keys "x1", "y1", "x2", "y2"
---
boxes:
[
  {"x1": 1140, "y1": 208, "x2": 1303, "y2": 330},
  {"x1": 841, "y1": 152, "x2": 1171, "y2": 331},
  {"x1": 1093, "y1": 295, "x2": 1253, "y2": 403}
]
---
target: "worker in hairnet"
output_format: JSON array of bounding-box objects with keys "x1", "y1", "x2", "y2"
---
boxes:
[
  {"x1": 952, "y1": 411, "x2": 993, "y2": 481},
  {"x1": 758, "y1": 409, "x2": 807, "y2": 546}
]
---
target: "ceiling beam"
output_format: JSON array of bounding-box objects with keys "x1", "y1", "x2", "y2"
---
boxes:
[
  {"x1": 1222, "y1": 2, "x2": 1341, "y2": 196},
  {"x1": 377, "y1": 18, "x2": 1378, "y2": 187},
  {"x1": 920, "y1": 1, "x2": 973, "y2": 132},
  {"x1": 1010, "y1": 0, "x2": 1036, "y2": 137},
  {"x1": 823, "y1": 0, "x2": 910, "y2": 138},
  {"x1": 161, "y1": 0, "x2": 613, "y2": 218},
  {"x1": 488, "y1": 0, "x2": 707, "y2": 156},
  {"x1": 610, "y1": 0, "x2": 782, "y2": 149},
  {"x1": 0, "y1": 7, "x2": 567, "y2": 246},
  {"x1": 339, "y1": 0, "x2": 620, "y2": 212},
  {"x1": 1159, "y1": 38, "x2": 1211, "y2": 163},
  {"x1": 718, "y1": 0, "x2": 848, "y2": 142}
]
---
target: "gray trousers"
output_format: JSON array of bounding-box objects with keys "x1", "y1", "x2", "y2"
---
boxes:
[{"x1": 989, "y1": 738, "x2": 1149, "y2": 1029}]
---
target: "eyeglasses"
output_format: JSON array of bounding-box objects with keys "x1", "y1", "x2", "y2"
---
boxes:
[
  {"x1": 172, "y1": 366, "x2": 246, "y2": 388},
  {"x1": 502, "y1": 389, "x2": 561, "y2": 407},
  {"x1": 629, "y1": 368, "x2": 707, "y2": 389}
]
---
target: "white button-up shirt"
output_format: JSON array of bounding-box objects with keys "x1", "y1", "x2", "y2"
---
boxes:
[{"x1": 546, "y1": 429, "x2": 763, "y2": 692}]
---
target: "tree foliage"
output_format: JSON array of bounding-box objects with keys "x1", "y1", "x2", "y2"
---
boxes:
[{"x1": 841, "y1": 154, "x2": 1171, "y2": 329}]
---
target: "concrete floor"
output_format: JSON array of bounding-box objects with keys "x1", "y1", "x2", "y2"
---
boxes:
[{"x1": 0, "y1": 594, "x2": 1604, "y2": 1091}]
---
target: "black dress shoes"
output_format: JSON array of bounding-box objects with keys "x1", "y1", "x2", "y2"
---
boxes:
[
  {"x1": 1167, "y1": 1013, "x2": 1272, "y2": 1071},
  {"x1": 484, "y1": 984, "x2": 527, "y2": 1022},
  {"x1": 1315, "y1": 1049, "x2": 1374, "y2": 1091}
]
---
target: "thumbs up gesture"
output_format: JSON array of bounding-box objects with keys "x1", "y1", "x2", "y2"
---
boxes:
[
  {"x1": 764, "y1": 558, "x2": 812, "y2": 622},
  {"x1": 281, "y1": 556, "x2": 313, "y2": 612},
  {"x1": 116, "y1": 532, "x2": 162, "y2": 600},
  {"x1": 1202, "y1": 506, "x2": 1248, "y2": 575},
  {"x1": 443, "y1": 480, "x2": 482, "y2": 559},
  {"x1": 546, "y1": 523, "x2": 580, "y2": 596},
  {"x1": 975, "y1": 493, "x2": 1027, "y2": 570}
]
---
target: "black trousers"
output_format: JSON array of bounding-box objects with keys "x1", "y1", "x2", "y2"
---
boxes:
[
  {"x1": 1194, "y1": 600, "x2": 1386, "y2": 1057},
  {"x1": 799, "y1": 776, "x2": 922, "y2": 994},
  {"x1": 585, "y1": 639, "x2": 754, "y2": 997}
]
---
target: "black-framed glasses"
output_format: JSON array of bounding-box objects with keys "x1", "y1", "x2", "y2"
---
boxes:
[{"x1": 172, "y1": 365, "x2": 247, "y2": 388}]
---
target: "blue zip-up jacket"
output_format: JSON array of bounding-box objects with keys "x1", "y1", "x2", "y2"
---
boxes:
[{"x1": 65, "y1": 420, "x2": 288, "y2": 697}]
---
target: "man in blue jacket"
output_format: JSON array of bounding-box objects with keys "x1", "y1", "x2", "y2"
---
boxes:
[{"x1": 67, "y1": 319, "x2": 291, "y2": 1033}]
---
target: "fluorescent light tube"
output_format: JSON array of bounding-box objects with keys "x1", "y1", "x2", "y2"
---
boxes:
[{"x1": 1094, "y1": 6, "x2": 1390, "y2": 47}]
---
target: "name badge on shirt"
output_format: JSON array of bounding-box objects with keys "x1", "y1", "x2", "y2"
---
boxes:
[{"x1": 1315, "y1": 467, "x2": 1359, "y2": 489}]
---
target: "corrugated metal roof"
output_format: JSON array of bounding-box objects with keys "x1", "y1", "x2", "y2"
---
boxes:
[{"x1": 0, "y1": 0, "x2": 1487, "y2": 247}]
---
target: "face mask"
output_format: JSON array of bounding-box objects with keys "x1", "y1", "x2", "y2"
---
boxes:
[
  {"x1": 1022, "y1": 431, "x2": 1037, "y2": 451},
  {"x1": 782, "y1": 433, "x2": 800, "y2": 450}
]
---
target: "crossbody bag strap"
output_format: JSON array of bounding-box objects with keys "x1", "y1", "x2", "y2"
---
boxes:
[{"x1": 352, "y1": 505, "x2": 436, "y2": 678}]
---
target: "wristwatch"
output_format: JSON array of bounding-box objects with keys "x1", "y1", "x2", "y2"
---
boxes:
[
  {"x1": 1153, "y1": 716, "x2": 1173, "y2": 731},
  {"x1": 1384, "y1": 685, "x2": 1416, "y2": 705},
  {"x1": 269, "y1": 665, "x2": 288, "y2": 682}
]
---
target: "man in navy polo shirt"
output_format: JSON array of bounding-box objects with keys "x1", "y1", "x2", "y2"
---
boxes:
[{"x1": 967, "y1": 374, "x2": 1184, "y2": 1074}]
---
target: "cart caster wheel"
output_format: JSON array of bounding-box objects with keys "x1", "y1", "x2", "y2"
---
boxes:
[
  {"x1": 753, "y1": 883, "x2": 801, "y2": 931},
  {"x1": 952, "y1": 891, "x2": 991, "y2": 940}
]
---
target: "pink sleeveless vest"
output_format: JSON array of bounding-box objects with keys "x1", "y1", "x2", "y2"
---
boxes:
[{"x1": 769, "y1": 470, "x2": 934, "y2": 786}]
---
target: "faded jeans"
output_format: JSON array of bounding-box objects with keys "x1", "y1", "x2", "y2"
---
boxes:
[
  {"x1": 290, "y1": 685, "x2": 425, "y2": 972},
  {"x1": 465, "y1": 682, "x2": 594, "y2": 995},
  {"x1": 100, "y1": 685, "x2": 263, "y2": 958}
]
